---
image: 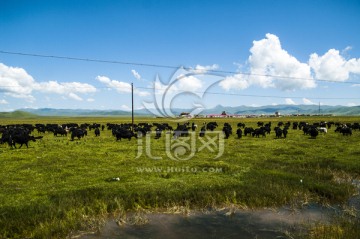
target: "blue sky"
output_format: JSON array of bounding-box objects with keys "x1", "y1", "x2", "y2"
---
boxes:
[{"x1": 1, "y1": 0, "x2": 360, "y2": 112}]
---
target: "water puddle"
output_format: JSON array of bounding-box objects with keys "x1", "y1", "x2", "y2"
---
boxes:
[
  {"x1": 77, "y1": 180, "x2": 360, "y2": 239},
  {"x1": 78, "y1": 206, "x2": 333, "y2": 239}
]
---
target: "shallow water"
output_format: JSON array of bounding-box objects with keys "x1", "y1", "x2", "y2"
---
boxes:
[
  {"x1": 79, "y1": 180, "x2": 360, "y2": 239},
  {"x1": 80, "y1": 205, "x2": 333, "y2": 239}
]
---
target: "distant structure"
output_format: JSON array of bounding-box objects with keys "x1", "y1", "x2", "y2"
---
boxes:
[
  {"x1": 275, "y1": 111, "x2": 281, "y2": 117},
  {"x1": 179, "y1": 112, "x2": 192, "y2": 118}
]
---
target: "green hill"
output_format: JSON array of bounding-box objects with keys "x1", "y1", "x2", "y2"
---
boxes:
[{"x1": 0, "y1": 110, "x2": 38, "y2": 118}]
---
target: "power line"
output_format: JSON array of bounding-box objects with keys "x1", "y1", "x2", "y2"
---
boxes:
[
  {"x1": 135, "y1": 86, "x2": 360, "y2": 100},
  {"x1": 0, "y1": 84, "x2": 359, "y2": 100},
  {"x1": 1, "y1": 50, "x2": 359, "y2": 85}
]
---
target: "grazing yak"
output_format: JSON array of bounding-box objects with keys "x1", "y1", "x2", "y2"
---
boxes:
[
  {"x1": 252, "y1": 128, "x2": 266, "y2": 138},
  {"x1": 237, "y1": 123, "x2": 246, "y2": 128},
  {"x1": 1, "y1": 128, "x2": 42, "y2": 148},
  {"x1": 173, "y1": 123, "x2": 190, "y2": 138},
  {"x1": 206, "y1": 122, "x2": 218, "y2": 131},
  {"x1": 222, "y1": 123, "x2": 232, "y2": 139},
  {"x1": 335, "y1": 126, "x2": 352, "y2": 136},
  {"x1": 70, "y1": 128, "x2": 87, "y2": 141},
  {"x1": 274, "y1": 127, "x2": 288, "y2": 138},
  {"x1": 199, "y1": 126, "x2": 206, "y2": 137},
  {"x1": 244, "y1": 127, "x2": 254, "y2": 136},
  {"x1": 94, "y1": 128, "x2": 100, "y2": 137},
  {"x1": 236, "y1": 128, "x2": 242, "y2": 139},
  {"x1": 114, "y1": 129, "x2": 137, "y2": 141}
]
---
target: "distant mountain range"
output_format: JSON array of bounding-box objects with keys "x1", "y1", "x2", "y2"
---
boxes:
[{"x1": 3, "y1": 104, "x2": 358, "y2": 117}]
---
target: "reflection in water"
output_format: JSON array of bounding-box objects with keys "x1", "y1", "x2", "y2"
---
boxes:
[{"x1": 80, "y1": 205, "x2": 334, "y2": 239}]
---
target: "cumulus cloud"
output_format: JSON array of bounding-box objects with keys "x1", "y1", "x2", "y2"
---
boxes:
[
  {"x1": 219, "y1": 33, "x2": 316, "y2": 91},
  {"x1": 131, "y1": 70, "x2": 141, "y2": 80},
  {"x1": 309, "y1": 49, "x2": 360, "y2": 81},
  {"x1": 248, "y1": 33, "x2": 315, "y2": 90},
  {"x1": 177, "y1": 75, "x2": 203, "y2": 91},
  {"x1": 87, "y1": 98, "x2": 95, "y2": 102},
  {"x1": 285, "y1": 98, "x2": 296, "y2": 105},
  {"x1": 96, "y1": 75, "x2": 150, "y2": 96},
  {"x1": 0, "y1": 99, "x2": 8, "y2": 104},
  {"x1": 0, "y1": 62, "x2": 97, "y2": 102},
  {"x1": 219, "y1": 74, "x2": 249, "y2": 91},
  {"x1": 0, "y1": 63, "x2": 36, "y2": 100},
  {"x1": 347, "y1": 102, "x2": 357, "y2": 107},
  {"x1": 302, "y1": 98, "x2": 315, "y2": 105}
]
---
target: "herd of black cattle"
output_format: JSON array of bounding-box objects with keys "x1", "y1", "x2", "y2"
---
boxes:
[{"x1": 0, "y1": 120, "x2": 358, "y2": 149}]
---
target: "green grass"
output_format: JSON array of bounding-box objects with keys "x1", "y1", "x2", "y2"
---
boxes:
[{"x1": 0, "y1": 116, "x2": 359, "y2": 238}]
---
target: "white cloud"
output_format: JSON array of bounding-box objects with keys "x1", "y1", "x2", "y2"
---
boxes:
[
  {"x1": 121, "y1": 104, "x2": 130, "y2": 111},
  {"x1": 351, "y1": 84, "x2": 360, "y2": 87},
  {"x1": 131, "y1": 70, "x2": 141, "y2": 80},
  {"x1": 248, "y1": 33, "x2": 315, "y2": 90},
  {"x1": 309, "y1": 49, "x2": 360, "y2": 81},
  {"x1": 342, "y1": 46, "x2": 352, "y2": 55},
  {"x1": 68, "y1": 93, "x2": 83, "y2": 101},
  {"x1": 0, "y1": 62, "x2": 97, "y2": 102},
  {"x1": 87, "y1": 98, "x2": 95, "y2": 102},
  {"x1": 96, "y1": 75, "x2": 149, "y2": 96},
  {"x1": 193, "y1": 64, "x2": 219, "y2": 73},
  {"x1": 153, "y1": 79, "x2": 178, "y2": 95},
  {"x1": 302, "y1": 98, "x2": 315, "y2": 105},
  {"x1": 285, "y1": 98, "x2": 296, "y2": 105},
  {"x1": 0, "y1": 63, "x2": 36, "y2": 100},
  {"x1": 347, "y1": 102, "x2": 358, "y2": 107},
  {"x1": 219, "y1": 74, "x2": 249, "y2": 91},
  {"x1": 35, "y1": 81, "x2": 96, "y2": 94},
  {"x1": 0, "y1": 99, "x2": 8, "y2": 104},
  {"x1": 96, "y1": 75, "x2": 131, "y2": 93},
  {"x1": 219, "y1": 33, "x2": 316, "y2": 92},
  {"x1": 177, "y1": 75, "x2": 203, "y2": 91}
]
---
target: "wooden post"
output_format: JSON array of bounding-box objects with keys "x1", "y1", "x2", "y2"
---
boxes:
[{"x1": 131, "y1": 83, "x2": 134, "y2": 130}]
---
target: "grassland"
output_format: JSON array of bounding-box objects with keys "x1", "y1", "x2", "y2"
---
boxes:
[{"x1": 0, "y1": 116, "x2": 359, "y2": 238}]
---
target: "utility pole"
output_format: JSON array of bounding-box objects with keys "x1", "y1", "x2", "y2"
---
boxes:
[
  {"x1": 131, "y1": 83, "x2": 134, "y2": 130},
  {"x1": 318, "y1": 102, "x2": 320, "y2": 114}
]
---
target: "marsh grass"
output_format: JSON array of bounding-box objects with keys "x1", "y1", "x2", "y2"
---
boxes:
[{"x1": 0, "y1": 116, "x2": 359, "y2": 238}]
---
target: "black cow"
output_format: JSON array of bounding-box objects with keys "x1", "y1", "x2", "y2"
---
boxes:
[
  {"x1": 11, "y1": 135, "x2": 43, "y2": 148},
  {"x1": 275, "y1": 127, "x2": 283, "y2": 138},
  {"x1": 70, "y1": 128, "x2": 87, "y2": 140},
  {"x1": 341, "y1": 127, "x2": 352, "y2": 136},
  {"x1": 236, "y1": 128, "x2": 242, "y2": 139},
  {"x1": 244, "y1": 127, "x2": 254, "y2": 136},
  {"x1": 252, "y1": 128, "x2": 265, "y2": 138},
  {"x1": 155, "y1": 128, "x2": 162, "y2": 139},
  {"x1": 191, "y1": 122, "x2": 197, "y2": 131},
  {"x1": 199, "y1": 126, "x2": 206, "y2": 137},
  {"x1": 94, "y1": 128, "x2": 100, "y2": 137},
  {"x1": 223, "y1": 126, "x2": 232, "y2": 139},
  {"x1": 54, "y1": 127, "x2": 67, "y2": 137},
  {"x1": 309, "y1": 127, "x2": 319, "y2": 138},
  {"x1": 206, "y1": 122, "x2": 218, "y2": 131},
  {"x1": 115, "y1": 129, "x2": 137, "y2": 141},
  {"x1": 237, "y1": 123, "x2": 245, "y2": 128}
]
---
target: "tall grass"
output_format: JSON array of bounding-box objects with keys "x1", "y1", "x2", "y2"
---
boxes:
[{"x1": 0, "y1": 116, "x2": 359, "y2": 238}]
